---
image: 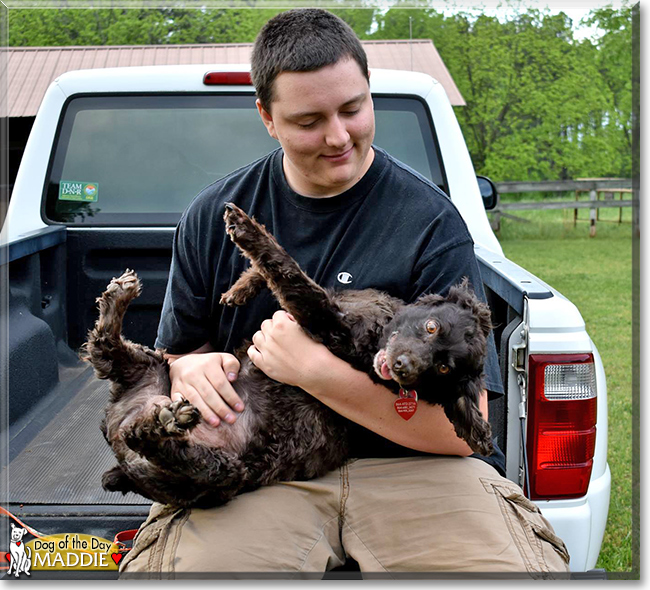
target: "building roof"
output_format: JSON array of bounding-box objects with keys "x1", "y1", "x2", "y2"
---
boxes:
[{"x1": 4, "y1": 40, "x2": 464, "y2": 117}]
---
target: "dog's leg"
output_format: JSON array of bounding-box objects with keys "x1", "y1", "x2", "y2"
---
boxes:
[
  {"x1": 124, "y1": 398, "x2": 200, "y2": 450},
  {"x1": 124, "y1": 411, "x2": 248, "y2": 505},
  {"x1": 102, "y1": 456, "x2": 242, "y2": 508},
  {"x1": 81, "y1": 270, "x2": 165, "y2": 388},
  {"x1": 102, "y1": 464, "x2": 139, "y2": 494},
  {"x1": 222, "y1": 203, "x2": 351, "y2": 347},
  {"x1": 220, "y1": 266, "x2": 266, "y2": 307},
  {"x1": 126, "y1": 453, "x2": 246, "y2": 508}
]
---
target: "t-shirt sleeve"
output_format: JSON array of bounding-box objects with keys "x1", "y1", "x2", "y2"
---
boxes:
[
  {"x1": 410, "y1": 237, "x2": 505, "y2": 398},
  {"x1": 155, "y1": 213, "x2": 212, "y2": 354}
]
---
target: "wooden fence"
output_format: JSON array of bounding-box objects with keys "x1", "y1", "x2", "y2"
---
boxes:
[{"x1": 491, "y1": 178, "x2": 636, "y2": 237}]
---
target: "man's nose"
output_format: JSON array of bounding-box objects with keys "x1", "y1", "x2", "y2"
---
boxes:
[{"x1": 324, "y1": 116, "x2": 350, "y2": 148}]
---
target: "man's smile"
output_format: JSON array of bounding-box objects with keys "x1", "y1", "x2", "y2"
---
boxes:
[{"x1": 321, "y1": 146, "x2": 354, "y2": 162}]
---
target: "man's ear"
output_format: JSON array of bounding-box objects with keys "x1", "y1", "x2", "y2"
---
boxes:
[{"x1": 256, "y1": 99, "x2": 278, "y2": 141}]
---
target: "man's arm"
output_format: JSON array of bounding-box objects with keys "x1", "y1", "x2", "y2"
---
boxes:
[
  {"x1": 166, "y1": 343, "x2": 245, "y2": 427},
  {"x1": 248, "y1": 311, "x2": 488, "y2": 456}
]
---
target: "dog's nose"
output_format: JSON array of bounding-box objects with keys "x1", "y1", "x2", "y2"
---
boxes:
[{"x1": 392, "y1": 355, "x2": 412, "y2": 376}]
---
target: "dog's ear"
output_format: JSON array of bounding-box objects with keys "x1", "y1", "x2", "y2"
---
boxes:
[
  {"x1": 413, "y1": 292, "x2": 446, "y2": 307},
  {"x1": 446, "y1": 278, "x2": 492, "y2": 339},
  {"x1": 444, "y1": 380, "x2": 493, "y2": 456}
]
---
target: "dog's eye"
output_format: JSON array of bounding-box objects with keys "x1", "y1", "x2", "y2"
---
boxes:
[
  {"x1": 438, "y1": 364, "x2": 450, "y2": 374},
  {"x1": 425, "y1": 320, "x2": 438, "y2": 334}
]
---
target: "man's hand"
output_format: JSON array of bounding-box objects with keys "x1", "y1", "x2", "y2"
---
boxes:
[
  {"x1": 247, "y1": 310, "x2": 327, "y2": 389},
  {"x1": 168, "y1": 349, "x2": 244, "y2": 427}
]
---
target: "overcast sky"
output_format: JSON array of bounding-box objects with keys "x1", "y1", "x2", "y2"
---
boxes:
[{"x1": 419, "y1": 0, "x2": 629, "y2": 40}]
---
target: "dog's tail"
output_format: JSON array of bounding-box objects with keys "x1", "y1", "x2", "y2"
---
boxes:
[{"x1": 81, "y1": 270, "x2": 165, "y2": 389}]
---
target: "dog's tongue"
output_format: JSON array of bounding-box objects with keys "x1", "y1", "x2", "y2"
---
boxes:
[{"x1": 380, "y1": 360, "x2": 392, "y2": 380}]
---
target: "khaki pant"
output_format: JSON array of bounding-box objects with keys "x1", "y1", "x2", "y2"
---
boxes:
[{"x1": 119, "y1": 456, "x2": 570, "y2": 579}]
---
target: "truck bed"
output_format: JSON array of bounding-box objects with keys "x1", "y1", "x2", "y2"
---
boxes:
[{"x1": 7, "y1": 364, "x2": 151, "y2": 540}]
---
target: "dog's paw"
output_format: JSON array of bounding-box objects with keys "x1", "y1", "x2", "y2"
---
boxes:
[
  {"x1": 223, "y1": 202, "x2": 262, "y2": 248},
  {"x1": 102, "y1": 465, "x2": 136, "y2": 494},
  {"x1": 101, "y1": 269, "x2": 142, "y2": 301},
  {"x1": 158, "y1": 399, "x2": 200, "y2": 434},
  {"x1": 220, "y1": 287, "x2": 248, "y2": 307}
]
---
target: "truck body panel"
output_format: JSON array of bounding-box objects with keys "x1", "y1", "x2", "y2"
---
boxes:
[{"x1": 1, "y1": 65, "x2": 609, "y2": 575}]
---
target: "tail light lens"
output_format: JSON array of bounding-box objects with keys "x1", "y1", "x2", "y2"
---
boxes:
[
  {"x1": 526, "y1": 354, "x2": 597, "y2": 500},
  {"x1": 203, "y1": 72, "x2": 252, "y2": 85}
]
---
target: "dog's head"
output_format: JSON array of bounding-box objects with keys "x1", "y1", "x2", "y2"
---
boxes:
[
  {"x1": 373, "y1": 279, "x2": 492, "y2": 403},
  {"x1": 10, "y1": 523, "x2": 27, "y2": 543}
]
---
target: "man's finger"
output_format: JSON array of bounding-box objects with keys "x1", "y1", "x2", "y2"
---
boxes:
[
  {"x1": 247, "y1": 344, "x2": 262, "y2": 367},
  {"x1": 272, "y1": 310, "x2": 290, "y2": 322},
  {"x1": 220, "y1": 353, "x2": 241, "y2": 382},
  {"x1": 251, "y1": 330, "x2": 265, "y2": 349},
  {"x1": 204, "y1": 365, "x2": 245, "y2": 415}
]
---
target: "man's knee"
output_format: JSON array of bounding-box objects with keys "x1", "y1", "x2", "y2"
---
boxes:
[{"x1": 120, "y1": 477, "x2": 344, "y2": 577}]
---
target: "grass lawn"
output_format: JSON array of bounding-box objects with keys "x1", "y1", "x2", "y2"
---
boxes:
[{"x1": 490, "y1": 203, "x2": 635, "y2": 575}]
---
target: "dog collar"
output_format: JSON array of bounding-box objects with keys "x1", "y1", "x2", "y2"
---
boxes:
[{"x1": 395, "y1": 389, "x2": 418, "y2": 421}]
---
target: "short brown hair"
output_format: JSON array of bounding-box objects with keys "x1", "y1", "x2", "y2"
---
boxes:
[{"x1": 251, "y1": 9, "x2": 369, "y2": 111}]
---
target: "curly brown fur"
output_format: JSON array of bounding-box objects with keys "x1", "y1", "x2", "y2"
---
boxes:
[{"x1": 86, "y1": 204, "x2": 493, "y2": 508}]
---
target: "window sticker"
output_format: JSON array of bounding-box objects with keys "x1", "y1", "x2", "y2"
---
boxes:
[{"x1": 59, "y1": 181, "x2": 99, "y2": 202}]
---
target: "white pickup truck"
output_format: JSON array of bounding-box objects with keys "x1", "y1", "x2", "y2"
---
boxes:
[{"x1": 0, "y1": 64, "x2": 610, "y2": 576}]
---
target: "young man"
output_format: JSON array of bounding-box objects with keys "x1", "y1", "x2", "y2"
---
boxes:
[{"x1": 120, "y1": 9, "x2": 570, "y2": 577}]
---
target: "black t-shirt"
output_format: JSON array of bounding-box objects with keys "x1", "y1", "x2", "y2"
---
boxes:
[{"x1": 157, "y1": 146, "x2": 506, "y2": 475}]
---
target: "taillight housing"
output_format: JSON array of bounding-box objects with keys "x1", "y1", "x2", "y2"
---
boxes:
[
  {"x1": 203, "y1": 71, "x2": 252, "y2": 85},
  {"x1": 526, "y1": 353, "x2": 597, "y2": 500}
]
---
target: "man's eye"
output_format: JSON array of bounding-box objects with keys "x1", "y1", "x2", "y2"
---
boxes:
[
  {"x1": 298, "y1": 120, "x2": 317, "y2": 129},
  {"x1": 342, "y1": 109, "x2": 360, "y2": 116}
]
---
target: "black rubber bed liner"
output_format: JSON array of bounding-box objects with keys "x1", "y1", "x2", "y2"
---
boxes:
[{"x1": 7, "y1": 366, "x2": 151, "y2": 510}]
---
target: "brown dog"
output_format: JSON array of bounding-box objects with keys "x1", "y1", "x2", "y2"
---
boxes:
[{"x1": 83, "y1": 203, "x2": 493, "y2": 508}]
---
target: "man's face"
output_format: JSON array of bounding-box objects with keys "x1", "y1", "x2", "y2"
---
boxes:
[{"x1": 257, "y1": 58, "x2": 375, "y2": 197}]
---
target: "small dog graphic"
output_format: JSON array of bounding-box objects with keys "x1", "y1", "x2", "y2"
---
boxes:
[{"x1": 8, "y1": 522, "x2": 31, "y2": 577}]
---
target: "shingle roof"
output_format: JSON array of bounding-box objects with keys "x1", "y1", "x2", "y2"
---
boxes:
[{"x1": 3, "y1": 40, "x2": 464, "y2": 117}]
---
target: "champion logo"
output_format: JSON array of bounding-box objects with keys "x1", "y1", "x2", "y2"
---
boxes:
[{"x1": 337, "y1": 272, "x2": 353, "y2": 285}]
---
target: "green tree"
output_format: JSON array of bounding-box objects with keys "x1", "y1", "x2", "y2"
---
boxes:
[
  {"x1": 330, "y1": 4, "x2": 378, "y2": 39},
  {"x1": 7, "y1": 7, "x2": 285, "y2": 46},
  {"x1": 582, "y1": 3, "x2": 634, "y2": 177},
  {"x1": 8, "y1": 9, "x2": 168, "y2": 46},
  {"x1": 7, "y1": 6, "x2": 377, "y2": 46},
  {"x1": 8, "y1": 4, "x2": 632, "y2": 182},
  {"x1": 371, "y1": 5, "x2": 630, "y2": 181}
]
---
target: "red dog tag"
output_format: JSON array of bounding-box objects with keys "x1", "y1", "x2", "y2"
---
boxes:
[{"x1": 395, "y1": 389, "x2": 418, "y2": 421}]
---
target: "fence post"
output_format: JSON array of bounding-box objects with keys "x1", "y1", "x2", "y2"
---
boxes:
[
  {"x1": 589, "y1": 189, "x2": 597, "y2": 237},
  {"x1": 491, "y1": 210, "x2": 501, "y2": 232}
]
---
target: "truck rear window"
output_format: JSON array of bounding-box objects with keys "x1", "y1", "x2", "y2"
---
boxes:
[{"x1": 44, "y1": 94, "x2": 446, "y2": 226}]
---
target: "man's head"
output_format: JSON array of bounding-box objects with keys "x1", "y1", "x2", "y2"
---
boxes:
[
  {"x1": 251, "y1": 9, "x2": 369, "y2": 112},
  {"x1": 251, "y1": 9, "x2": 375, "y2": 198}
]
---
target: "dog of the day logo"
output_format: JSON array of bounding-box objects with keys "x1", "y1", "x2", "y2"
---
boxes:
[
  {"x1": 7, "y1": 523, "x2": 31, "y2": 577},
  {"x1": 3, "y1": 526, "x2": 123, "y2": 576}
]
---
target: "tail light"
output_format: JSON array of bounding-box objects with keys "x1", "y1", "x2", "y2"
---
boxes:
[
  {"x1": 526, "y1": 353, "x2": 597, "y2": 500},
  {"x1": 203, "y1": 72, "x2": 252, "y2": 85}
]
